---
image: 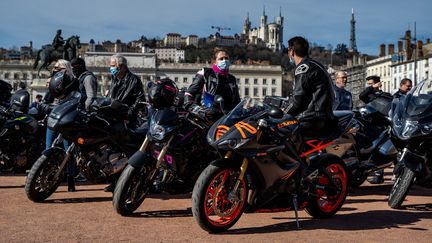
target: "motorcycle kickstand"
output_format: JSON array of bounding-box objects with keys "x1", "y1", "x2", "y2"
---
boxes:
[{"x1": 292, "y1": 194, "x2": 301, "y2": 230}]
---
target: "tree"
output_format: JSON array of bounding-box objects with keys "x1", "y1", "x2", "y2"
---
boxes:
[{"x1": 334, "y1": 43, "x2": 348, "y2": 55}]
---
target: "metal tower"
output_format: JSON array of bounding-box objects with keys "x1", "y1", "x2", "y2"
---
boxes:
[{"x1": 350, "y1": 8, "x2": 358, "y2": 53}]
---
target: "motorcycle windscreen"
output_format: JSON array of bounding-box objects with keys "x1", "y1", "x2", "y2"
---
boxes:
[{"x1": 403, "y1": 79, "x2": 432, "y2": 118}]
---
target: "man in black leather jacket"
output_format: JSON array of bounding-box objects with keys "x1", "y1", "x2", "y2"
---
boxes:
[
  {"x1": 284, "y1": 36, "x2": 335, "y2": 138},
  {"x1": 359, "y1": 75, "x2": 392, "y2": 104},
  {"x1": 108, "y1": 54, "x2": 145, "y2": 108},
  {"x1": 184, "y1": 48, "x2": 240, "y2": 120}
]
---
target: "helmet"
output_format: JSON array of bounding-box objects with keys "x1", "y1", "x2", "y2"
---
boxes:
[
  {"x1": 147, "y1": 78, "x2": 178, "y2": 109},
  {"x1": 0, "y1": 80, "x2": 12, "y2": 103},
  {"x1": 49, "y1": 70, "x2": 77, "y2": 98}
]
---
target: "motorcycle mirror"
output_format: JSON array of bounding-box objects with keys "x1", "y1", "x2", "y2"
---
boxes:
[
  {"x1": 268, "y1": 107, "x2": 284, "y2": 119},
  {"x1": 214, "y1": 95, "x2": 225, "y2": 114}
]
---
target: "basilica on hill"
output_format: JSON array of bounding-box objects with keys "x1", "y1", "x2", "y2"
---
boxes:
[{"x1": 242, "y1": 7, "x2": 284, "y2": 52}]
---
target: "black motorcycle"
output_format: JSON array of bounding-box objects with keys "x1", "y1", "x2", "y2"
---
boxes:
[
  {"x1": 192, "y1": 97, "x2": 349, "y2": 232},
  {"x1": 388, "y1": 79, "x2": 432, "y2": 208},
  {"x1": 0, "y1": 105, "x2": 45, "y2": 172},
  {"x1": 112, "y1": 105, "x2": 216, "y2": 215},
  {"x1": 327, "y1": 95, "x2": 398, "y2": 187},
  {"x1": 25, "y1": 91, "x2": 146, "y2": 202}
]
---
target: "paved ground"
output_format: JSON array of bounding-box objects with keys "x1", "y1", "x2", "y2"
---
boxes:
[{"x1": 0, "y1": 171, "x2": 431, "y2": 243}]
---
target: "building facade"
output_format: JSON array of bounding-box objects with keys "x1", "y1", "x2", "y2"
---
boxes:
[
  {"x1": 366, "y1": 54, "x2": 393, "y2": 93},
  {"x1": 153, "y1": 48, "x2": 185, "y2": 63}
]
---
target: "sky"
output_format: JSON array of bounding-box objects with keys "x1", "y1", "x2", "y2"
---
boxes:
[{"x1": 0, "y1": 0, "x2": 431, "y2": 56}]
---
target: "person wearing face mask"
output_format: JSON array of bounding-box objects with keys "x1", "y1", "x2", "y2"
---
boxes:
[
  {"x1": 184, "y1": 47, "x2": 240, "y2": 120},
  {"x1": 71, "y1": 57, "x2": 98, "y2": 110},
  {"x1": 284, "y1": 36, "x2": 335, "y2": 138},
  {"x1": 108, "y1": 54, "x2": 145, "y2": 108},
  {"x1": 37, "y1": 59, "x2": 79, "y2": 192}
]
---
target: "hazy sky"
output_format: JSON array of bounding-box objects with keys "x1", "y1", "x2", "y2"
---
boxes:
[{"x1": 1, "y1": 0, "x2": 431, "y2": 55}]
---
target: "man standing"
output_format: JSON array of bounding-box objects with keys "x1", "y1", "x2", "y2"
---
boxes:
[
  {"x1": 284, "y1": 36, "x2": 335, "y2": 138},
  {"x1": 71, "y1": 58, "x2": 98, "y2": 110},
  {"x1": 393, "y1": 78, "x2": 413, "y2": 98},
  {"x1": 108, "y1": 54, "x2": 145, "y2": 108},
  {"x1": 333, "y1": 71, "x2": 353, "y2": 110},
  {"x1": 359, "y1": 75, "x2": 391, "y2": 104}
]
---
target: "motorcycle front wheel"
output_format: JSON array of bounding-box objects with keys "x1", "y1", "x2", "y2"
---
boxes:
[
  {"x1": 112, "y1": 164, "x2": 150, "y2": 216},
  {"x1": 388, "y1": 166, "x2": 415, "y2": 209},
  {"x1": 25, "y1": 153, "x2": 65, "y2": 202},
  {"x1": 192, "y1": 164, "x2": 248, "y2": 233}
]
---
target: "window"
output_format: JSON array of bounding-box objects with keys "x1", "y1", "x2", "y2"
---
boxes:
[
  {"x1": 263, "y1": 79, "x2": 267, "y2": 85},
  {"x1": 245, "y1": 78, "x2": 249, "y2": 84},
  {"x1": 253, "y1": 87, "x2": 258, "y2": 96},
  {"x1": 409, "y1": 63, "x2": 412, "y2": 70},
  {"x1": 394, "y1": 78, "x2": 397, "y2": 90},
  {"x1": 4, "y1": 73, "x2": 9, "y2": 79},
  {"x1": 254, "y1": 79, "x2": 258, "y2": 85},
  {"x1": 183, "y1": 77, "x2": 188, "y2": 83},
  {"x1": 272, "y1": 79, "x2": 276, "y2": 85},
  {"x1": 244, "y1": 87, "x2": 249, "y2": 96},
  {"x1": 14, "y1": 73, "x2": 19, "y2": 79},
  {"x1": 23, "y1": 73, "x2": 27, "y2": 79},
  {"x1": 425, "y1": 59, "x2": 429, "y2": 68},
  {"x1": 272, "y1": 88, "x2": 276, "y2": 96},
  {"x1": 262, "y1": 88, "x2": 267, "y2": 96},
  {"x1": 236, "y1": 78, "x2": 240, "y2": 84},
  {"x1": 174, "y1": 77, "x2": 178, "y2": 82}
]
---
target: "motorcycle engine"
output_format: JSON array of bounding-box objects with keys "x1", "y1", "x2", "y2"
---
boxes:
[{"x1": 86, "y1": 144, "x2": 128, "y2": 177}]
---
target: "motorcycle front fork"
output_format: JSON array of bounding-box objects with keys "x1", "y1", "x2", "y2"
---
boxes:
[{"x1": 139, "y1": 135, "x2": 175, "y2": 182}]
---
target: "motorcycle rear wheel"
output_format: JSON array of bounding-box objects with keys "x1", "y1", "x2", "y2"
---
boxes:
[
  {"x1": 305, "y1": 155, "x2": 349, "y2": 218},
  {"x1": 192, "y1": 165, "x2": 248, "y2": 233},
  {"x1": 112, "y1": 164, "x2": 150, "y2": 216},
  {"x1": 388, "y1": 166, "x2": 415, "y2": 209},
  {"x1": 25, "y1": 154, "x2": 64, "y2": 202}
]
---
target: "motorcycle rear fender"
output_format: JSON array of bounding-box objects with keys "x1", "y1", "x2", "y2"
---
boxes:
[
  {"x1": 42, "y1": 146, "x2": 66, "y2": 158},
  {"x1": 128, "y1": 150, "x2": 156, "y2": 168},
  {"x1": 400, "y1": 149, "x2": 425, "y2": 173}
]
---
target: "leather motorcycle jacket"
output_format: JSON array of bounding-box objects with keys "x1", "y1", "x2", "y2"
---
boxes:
[
  {"x1": 108, "y1": 70, "x2": 145, "y2": 108},
  {"x1": 285, "y1": 57, "x2": 335, "y2": 121},
  {"x1": 359, "y1": 86, "x2": 392, "y2": 104},
  {"x1": 184, "y1": 67, "x2": 240, "y2": 112}
]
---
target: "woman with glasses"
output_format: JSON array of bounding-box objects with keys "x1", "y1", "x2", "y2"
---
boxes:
[{"x1": 37, "y1": 59, "x2": 79, "y2": 191}]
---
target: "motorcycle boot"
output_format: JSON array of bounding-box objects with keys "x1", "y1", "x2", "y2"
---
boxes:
[{"x1": 67, "y1": 175, "x2": 76, "y2": 192}]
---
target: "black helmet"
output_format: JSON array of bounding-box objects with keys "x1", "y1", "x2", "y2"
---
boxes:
[
  {"x1": 49, "y1": 70, "x2": 77, "y2": 98},
  {"x1": 148, "y1": 78, "x2": 178, "y2": 109},
  {"x1": 0, "y1": 79, "x2": 12, "y2": 103}
]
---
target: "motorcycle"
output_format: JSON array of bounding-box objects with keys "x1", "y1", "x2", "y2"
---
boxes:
[
  {"x1": 191, "y1": 97, "x2": 349, "y2": 232},
  {"x1": 25, "y1": 91, "x2": 147, "y2": 202},
  {"x1": 0, "y1": 105, "x2": 45, "y2": 173},
  {"x1": 112, "y1": 103, "x2": 217, "y2": 216},
  {"x1": 388, "y1": 79, "x2": 432, "y2": 208},
  {"x1": 327, "y1": 95, "x2": 398, "y2": 187}
]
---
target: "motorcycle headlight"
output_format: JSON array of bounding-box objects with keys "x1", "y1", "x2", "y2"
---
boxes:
[
  {"x1": 150, "y1": 124, "x2": 166, "y2": 141},
  {"x1": 401, "y1": 120, "x2": 418, "y2": 139},
  {"x1": 218, "y1": 138, "x2": 250, "y2": 149},
  {"x1": 421, "y1": 122, "x2": 432, "y2": 135}
]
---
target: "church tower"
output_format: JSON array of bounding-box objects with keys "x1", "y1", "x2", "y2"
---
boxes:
[
  {"x1": 349, "y1": 8, "x2": 358, "y2": 53},
  {"x1": 260, "y1": 6, "x2": 267, "y2": 27},
  {"x1": 275, "y1": 7, "x2": 284, "y2": 50},
  {"x1": 243, "y1": 12, "x2": 251, "y2": 35}
]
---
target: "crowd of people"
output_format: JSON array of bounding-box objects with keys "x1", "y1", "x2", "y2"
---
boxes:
[{"x1": 2, "y1": 35, "x2": 416, "y2": 190}]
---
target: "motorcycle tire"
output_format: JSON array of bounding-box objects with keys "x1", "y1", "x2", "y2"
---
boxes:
[
  {"x1": 25, "y1": 154, "x2": 64, "y2": 202},
  {"x1": 388, "y1": 166, "x2": 415, "y2": 209},
  {"x1": 305, "y1": 155, "x2": 349, "y2": 218},
  {"x1": 112, "y1": 164, "x2": 150, "y2": 216},
  {"x1": 192, "y1": 164, "x2": 248, "y2": 233}
]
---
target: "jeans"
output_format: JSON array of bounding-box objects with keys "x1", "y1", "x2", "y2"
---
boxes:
[{"x1": 45, "y1": 128, "x2": 75, "y2": 177}]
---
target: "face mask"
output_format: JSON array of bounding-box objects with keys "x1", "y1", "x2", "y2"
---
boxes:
[
  {"x1": 289, "y1": 58, "x2": 295, "y2": 65},
  {"x1": 217, "y1": 60, "x2": 230, "y2": 71},
  {"x1": 51, "y1": 69, "x2": 60, "y2": 77},
  {"x1": 110, "y1": 66, "x2": 119, "y2": 77}
]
